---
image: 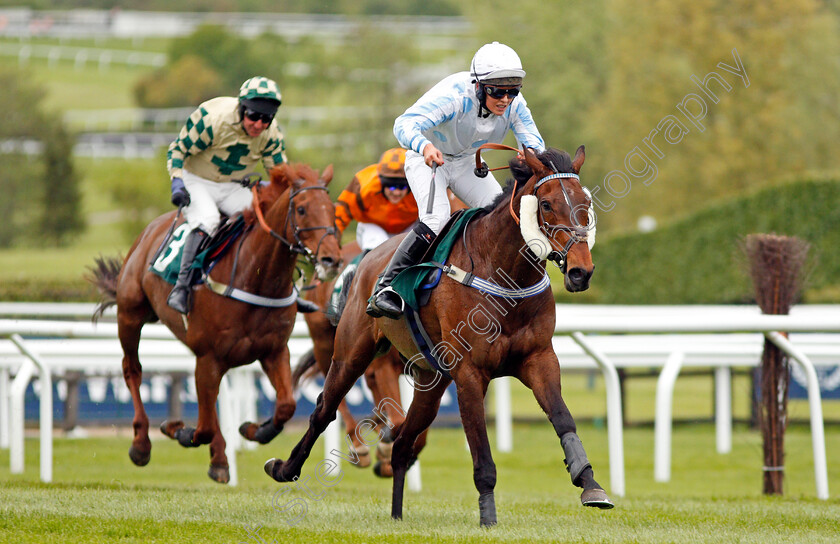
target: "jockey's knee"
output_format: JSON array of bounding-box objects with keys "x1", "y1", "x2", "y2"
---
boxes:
[
  {"x1": 188, "y1": 215, "x2": 220, "y2": 237},
  {"x1": 418, "y1": 215, "x2": 445, "y2": 235}
]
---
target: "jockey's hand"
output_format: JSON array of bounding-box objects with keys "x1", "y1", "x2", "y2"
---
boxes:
[
  {"x1": 170, "y1": 177, "x2": 191, "y2": 207},
  {"x1": 422, "y1": 144, "x2": 444, "y2": 168}
]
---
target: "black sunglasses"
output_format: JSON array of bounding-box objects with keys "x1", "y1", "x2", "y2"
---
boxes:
[
  {"x1": 244, "y1": 109, "x2": 275, "y2": 124},
  {"x1": 383, "y1": 183, "x2": 409, "y2": 190},
  {"x1": 483, "y1": 85, "x2": 521, "y2": 99}
]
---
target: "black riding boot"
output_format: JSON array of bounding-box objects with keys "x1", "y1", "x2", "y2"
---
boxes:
[
  {"x1": 167, "y1": 228, "x2": 208, "y2": 314},
  {"x1": 366, "y1": 223, "x2": 436, "y2": 319}
]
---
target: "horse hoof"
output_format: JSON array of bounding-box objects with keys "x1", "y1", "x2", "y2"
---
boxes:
[
  {"x1": 128, "y1": 445, "x2": 150, "y2": 466},
  {"x1": 581, "y1": 488, "x2": 614, "y2": 509},
  {"x1": 239, "y1": 422, "x2": 257, "y2": 440},
  {"x1": 160, "y1": 420, "x2": 184, "y2": 439},
  {"x1": 356, "y1": 451, "x2": 371, "y2": 468},
  {"x1": 264, "y1": 458, "x2": 292, "y2": 483},
  {"x1": 373, "y1": 461, "x2": 393, "y2": 478},
  {"x1": 376, "y1": 440, "x2": 393, "y2": 462},
  {"x1": 208, "y1": 463, "x2": 230, "y2": 484}
]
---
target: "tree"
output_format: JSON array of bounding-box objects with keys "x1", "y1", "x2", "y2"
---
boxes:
[
  {"x1": 584, "y1": 0, "x2": 840, "y2": 232},
  {"x1": 0, "y1": 66, "x2": 83, "y2": 247},
  {"x1": 39, "y1": 123, "x2": 84, "y2": 245}
]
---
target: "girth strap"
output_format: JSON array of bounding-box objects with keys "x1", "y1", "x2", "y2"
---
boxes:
[
  {"x1": 204, "y1": 274, "x2": 298, "y2": 308},
  {"x1": 431, "y1": 261, "x2": 550, "y2": 299}
]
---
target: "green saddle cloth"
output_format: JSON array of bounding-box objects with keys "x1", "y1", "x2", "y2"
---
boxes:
[
  {"x1": 150, "y1": 217, "x2": 246, "y2": 285},
  {"x1": 390, "y1": 208, "x2": 485, "y2": 311}
]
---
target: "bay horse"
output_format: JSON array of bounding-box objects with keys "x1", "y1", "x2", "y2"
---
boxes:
[
  {"x1": 89, "y1": 163, "x2": 341, "y2": 483},
  {"x1": 295, "y1": 241, "x2": 426, "y2": 475},
  {"x1": 265, "y1": 147, "x2": 613, "y2": 525},
  {"x1": 295, "y1": 190, "x2": 467, "y2": 474}
]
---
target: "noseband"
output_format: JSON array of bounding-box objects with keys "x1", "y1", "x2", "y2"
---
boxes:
[
  {"x1": 251, "y1": 183, "x2": 338, "y2": 266},
  {"x1": 511, "y1": 171, "x2": 590, "y2": 274}
]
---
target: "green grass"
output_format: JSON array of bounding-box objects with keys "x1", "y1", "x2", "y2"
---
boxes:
[{"x1": 0, "y1": 423, "x2": 837, "y2": 543}]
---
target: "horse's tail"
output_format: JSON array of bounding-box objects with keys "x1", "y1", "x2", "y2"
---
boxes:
[
  {"x1": 86, "y1": 254, "x2": 122, "y2": 323},
  {"x1": 292, "y1": 347, "x2": 321, "y2": 389}
]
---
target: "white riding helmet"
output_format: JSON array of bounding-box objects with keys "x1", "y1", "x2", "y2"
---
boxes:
[{"x1": 470, "y1": 42, "x2": 526, "y2": 84}]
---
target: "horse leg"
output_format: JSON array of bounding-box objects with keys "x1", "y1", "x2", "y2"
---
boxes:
[
  {"x1": 390, "y1": 372, "x2": 450, "y2": 521},
  {"x1": 370, "y1": 352, "x2": 407, "y2": 478},
  {"x1": 117, "y1": 312, "x2": 151, "y2": 467},
  {"x1": 515, "y1": 351, "x2": 614, "y2": 509},
  {"x1": 337, "y1": 398, "x2": 371, "y2": 468},
  {"x1": 161, "y1": 356, "x2": 229, "y2": 483},
  {"x1": 453, "y1": 374, "x2": 499, "y2": 527},
  {"x1": 264, "y1": 334, "x2": 377, "y2": 483},
  {"x1": 240, "y1": 346, "x2": 294, "y2": 445}
]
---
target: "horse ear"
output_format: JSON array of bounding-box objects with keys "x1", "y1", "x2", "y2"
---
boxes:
[
  {"x1": 320, "y1": 164, "x2": 334, "y2": 186},
  {"x1": 270, "y1": 165, "x2": 292, "y2": 193},
  {"x1": 523, "y1": 147, "x2": 543, "y2": 173},
  {"x1": 572, "y1": 145, "x2": 585, "y2": 174}
]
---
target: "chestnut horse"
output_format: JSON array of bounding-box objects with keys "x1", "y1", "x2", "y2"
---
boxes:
[
  {"x1": 265, "y1": 147, "x2": 613, "y2": 525},
  {"x1": 89, "y1": 163, "x2": 341, "y2": 483}
]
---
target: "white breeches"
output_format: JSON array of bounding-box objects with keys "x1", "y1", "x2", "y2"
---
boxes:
[
  {"x1": 405, "y1": 151, "x2": 503, "y2": 235},
  {"x1": 181, "y1": 170, "x2": 253, "y2": 235},
  {"x1": 356, "y1": 222, "x2": 396, "y2": 251}
]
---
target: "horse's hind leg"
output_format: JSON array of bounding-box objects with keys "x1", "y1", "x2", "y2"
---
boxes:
[
  {"x1": 118, "y1": 308, "x2": 152, "y2": 467},
  {"x1": 240, "y1": 346, "x2": 294, "y2": 445},
  {"x1": 516, "y1": 350, "x2": 614, "y2": 509},
  {"x1": 390, "y1": 372, "x2": 450, "y2": 521},
  {"x1": 264, "y1": 332, "x2": 377, "y2": 483},
  {"x1": 337, "y1": 398, "x2": 371, "y2": 468}
]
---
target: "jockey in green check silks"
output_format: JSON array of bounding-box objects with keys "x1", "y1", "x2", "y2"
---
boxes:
[{"x1": 165, "y1": 76, "x2": 287, "y2": 314}]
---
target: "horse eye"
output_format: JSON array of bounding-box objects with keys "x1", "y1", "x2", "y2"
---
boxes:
[
  {"x1": 540, "y1": 200, "x2": 552, "y2": 212},
  {"x1": 297, "y1": 206, "x2": 306, "y2": 215}
]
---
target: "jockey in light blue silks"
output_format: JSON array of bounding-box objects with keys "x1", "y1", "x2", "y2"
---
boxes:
[{"x1": 367, "y1": 42, "x2": 546, "y2": 319}]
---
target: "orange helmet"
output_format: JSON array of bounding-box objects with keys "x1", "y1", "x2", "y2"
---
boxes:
[{"x1": 377, "y1": 147, "x2": 407, "y2": 182}]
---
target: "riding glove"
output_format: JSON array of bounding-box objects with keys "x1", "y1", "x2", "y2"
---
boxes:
[{"x1": 170, "y1": 177, "x2": 190, "y2": 207}]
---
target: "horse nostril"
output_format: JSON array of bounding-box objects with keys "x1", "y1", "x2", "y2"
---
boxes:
[
  {"x1": 568, "y1": 267, "x2": 586, "y2": 284},
  {"x1": 320, "y1": 257, "x2": 336, "y2": 267}
]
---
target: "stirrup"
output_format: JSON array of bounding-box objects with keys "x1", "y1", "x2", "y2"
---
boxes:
[{"x1": 367, "y1": 286, "x2": 405, "y2": 319}]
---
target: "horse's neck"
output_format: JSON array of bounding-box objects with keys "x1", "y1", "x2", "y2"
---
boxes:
[
  {"x1": 234, "y1": 203, "x2": 296, "y2": 296},
  {"x1": 467, "y1": 203, "x2": 546, "y2": 285}
]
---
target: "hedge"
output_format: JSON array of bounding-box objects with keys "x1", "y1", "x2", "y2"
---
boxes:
[{"x1": 586, "y1": 178, "x2": 840, "y2": 304}]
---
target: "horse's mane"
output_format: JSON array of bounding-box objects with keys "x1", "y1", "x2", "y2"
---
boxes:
[
  {"x1": 483, "y1": 147, "x2": 573, "y2": 212},
  {"x1": 242, "y1": 163, "x2": 319, "y2": 225}
]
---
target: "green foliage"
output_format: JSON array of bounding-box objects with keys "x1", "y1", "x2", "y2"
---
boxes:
[
  {"x1": 134, "y1": 54, "x2": 226, "y2": 108},
  {"x1": 0, "y1": 1, "x2": 462, "y2": 15},
  {"x1": 584, "y1": 0, "x2": 840, "y2": 232},
  {"x1": 97, "y1": 150, "x2": 171, "y2": 243},
  {"x1": 471, "y1": 0, "x2": 609, "y2": 160},
  {"x1": 0, "y1": 66, "x2": 83, "y2": 248},
  {"x1": 591, "y1": 178, "x2": 840, "y2": 304},
  {"x1": 40, "y1": 124, "x2": 85, "y2": 245}
]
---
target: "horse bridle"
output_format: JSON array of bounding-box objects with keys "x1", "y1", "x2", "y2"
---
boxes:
[
  {"x1": 250, "y1": 183, "x2": 338, "y2": 266},
  {"x1": 473, "y1": 143, "x2": 590, "y2": 273},
  {"x1": 532, "y1": 172, "x2": 590, "y2": 273}
]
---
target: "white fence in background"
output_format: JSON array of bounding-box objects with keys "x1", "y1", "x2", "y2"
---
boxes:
[
  {"x1": 0, "y1": 9, "x2": 471, "y2": 45},
  {"x1": 1, "y1": 303, "x2": 838, "y2": 499}
]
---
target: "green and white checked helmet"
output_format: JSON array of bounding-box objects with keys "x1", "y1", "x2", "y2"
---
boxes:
[{"x1": 238, "y1": 76, "x2": 282, "y2": 115}]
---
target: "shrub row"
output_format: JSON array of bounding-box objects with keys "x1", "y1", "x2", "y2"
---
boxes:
[{"x1": 587, "y1": 179, "x2": 840, "y2": 304}]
